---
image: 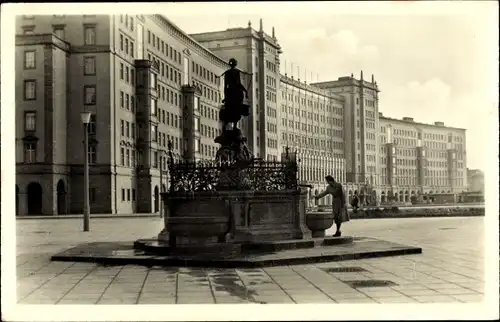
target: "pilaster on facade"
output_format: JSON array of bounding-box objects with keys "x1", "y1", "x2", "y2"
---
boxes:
[{"x1": 181, "y1": 84, "x2": 202, "y2": 161}]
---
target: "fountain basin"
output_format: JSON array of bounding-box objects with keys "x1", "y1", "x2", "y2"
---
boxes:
[{"x1": 306, "y1": 213, "x2": 335, "y2": 238}]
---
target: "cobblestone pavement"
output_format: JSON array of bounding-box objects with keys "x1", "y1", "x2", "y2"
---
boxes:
[{"x1": 14, "y1": 217, "x2": 485, "y2": 304}]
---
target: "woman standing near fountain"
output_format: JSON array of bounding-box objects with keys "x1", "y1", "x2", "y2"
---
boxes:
[{"x1": 315, "y1": 175, "x2": 350, "y2": 237}]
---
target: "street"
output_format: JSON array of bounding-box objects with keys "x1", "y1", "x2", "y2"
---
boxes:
[{"x1": 14, "y1": 216, "x2": 485, "y2": 304}]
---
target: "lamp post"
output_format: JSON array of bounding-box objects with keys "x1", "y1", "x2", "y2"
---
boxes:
[
  {"x1": 80, "y1": 111, "x2": 92, "y2": 232},
  {"x1": 159, "y1": 149, "x2": 167, "y2": 218}
]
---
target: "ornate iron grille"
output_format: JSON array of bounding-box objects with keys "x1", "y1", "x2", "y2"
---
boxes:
[
  {"x1": 167, "y1": 159, "x2": 298, "y2": 193},
  {"x1": 166, "y1": 141, "x2": 298, "y2": 193}
]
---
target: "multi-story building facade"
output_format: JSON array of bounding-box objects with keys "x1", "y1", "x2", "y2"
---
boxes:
[
  {"x1": 377, "y1": 114, "x2": 468, "y2": 203},
  {"x1": 15, "y1": 14, "x2": 227, "y2": 215},
  {"x1": 279, "y1": 74, "x2": 348, "y2": 204},
  {"x1": 190, "y1": 19, "x2": 282, "y2": 161},
  {"x1": 312, "y1": 72, "x2": 380, "y2": 186}
]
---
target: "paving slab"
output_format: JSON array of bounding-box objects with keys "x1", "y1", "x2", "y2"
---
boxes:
[{"x1": 15, "y1": 216, "x2": 485, "y2": 305}]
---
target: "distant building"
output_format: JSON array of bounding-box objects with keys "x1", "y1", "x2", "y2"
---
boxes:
[
  {"x1": 467, "y1": 168, "x2": 484, "y2": 193},
  {"x1": 377, "y1": 115, "x2": 468, "y2": 203},
  {"x1": 15, "y1": 16, "x2": 471, "y2": 215},
  {"x1": 190, "y1": 19, "x2": 282, "y2": 161}
]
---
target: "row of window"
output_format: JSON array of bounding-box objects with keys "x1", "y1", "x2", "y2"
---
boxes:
[
  {"x1": 23, "y1": 80, "x2": 96, "y2": 105},
  {"x1": 119, "y1": 90, "x2": 135, "y2": 112},
  {"x1": 281, "y1": 92, "x2": 342, "y2": 115},
  {"x1": 265, "y1": 106, "x2": 277, "y2": 119},
  {"x1": 265, "y1": 90, "x2": 277, "y2": 103},
  {"x1": 281, "y1": 105, "x2": 344, "y2": 123},
  {"x1": 120, "y1": 119, "x2": 136, "y2": 140},
  {"x1": 191, "y1": 61, "x2": 220, "y2": 86},
  {"x1": 200, "y1": 124, "x2": 219, "y2": 139},
  {"x1": 119, "y1": 61, "x2": 136, "y2": 86},
  {"x1": 120, "y1": 188, "x2": 136, "y2": 203},
  {"x1": 192, "y1": 80, "x2": 220, "y2": 104},
  {"x1": 281, "y1": 132, "x2": 345, "y2": 151},
  {"x1": 156, "y1": 109, "x2": 182, "y2": 129},
  {"x1": 119, "y1": 32, "x2": 135, "y2": 58},
  {"x1": 200, "y1": 143, "x2": 217, "y2": 158},
  {"x1": 119, "y1": 14, "x2": 135, "y2": 32},
  {"x1": 21, "y1": 22, "x2": 95, "y2": 45},
  {"x1": 267, "y1": 138, "x2": 278, "y2": 149},
  {"x1": 147, "y1": 29, "x2": 182, "y2": 65},
  {"x1": 148, "y1": 53, "x2": 182, "y2": 86},
  {"x1": 265, "y1": 59, "x2": 277, "y2": 73},
  {"x1": 22, "y1": 142, "x2": 96, "y2": 164},
  {"x1": 266, "y1": 75, "x2": 278, "y2": 88},
  {"x1": 266, "y1": 122, "x2": 278, "y2": 133},
  {"x1": 157, "y1": 83, "x2": 180, "y2": 106},
  {"x1": 200, "y1": 103, "x2": 219, "y2": 121}
]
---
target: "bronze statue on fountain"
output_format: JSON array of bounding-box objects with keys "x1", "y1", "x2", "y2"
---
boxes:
[{"x1": 214, "y1": 58, "x2": 253, "y2": 168}]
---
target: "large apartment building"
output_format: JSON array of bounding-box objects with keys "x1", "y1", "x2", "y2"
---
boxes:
[
  {"x1": 15, "y1": 14, "x2": 227, "y2": 215},
  {"x1": 15, "y1": 16, "x2": 469, "y2": 215},
  {"x1": 279, "y1": 74, "x2": 348, "y2": 204},
  {"x1": 377, "y1": 114, "x2": 468, "y2": 203}
]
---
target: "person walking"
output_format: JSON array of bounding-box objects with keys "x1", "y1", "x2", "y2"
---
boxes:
[
  {"x1": 315, "y1": 175, "x2": 350, "y2": 237},
  {"x1": 351, "y1": 192, "x2": 360, "y2": 211}
]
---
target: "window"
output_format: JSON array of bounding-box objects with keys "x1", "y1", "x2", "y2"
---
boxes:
[
  {"x1": 122, "y1": 189, "x2": 126, "y2": 201},
  {"x1": 127, "y1": 188, "x2": 131, "y2": 201},
  {"x1": 120, "y1": 147, "x2": 125, "y2": 165},
  {"x1": 151, "y1": 125, "x2": 158, "y2": 142},
  {"x1": 23, "y1": 27, "x2": 35, "y2": 35},
  {"x1": 84, "y1": 25, "x2": 96, "y2": 45},
  {"x1": 84, "y1": 85, "x2": 96, "y2": 105},
  {"x1": 24, "y1": 80, "x2": 36, "y2": 100},
  {"x1": 194, "y1": 117, "x2": 199, "y2": 132},
  {"x1": 120, "y1": 63, "x2": 124, "y2": 80},
  {"x1": 24, "y1": 143, "x2": 36, "y2": 163},
  {"x1": 88, "y1": 145, "x2": 97, "y2": 164},
  {"x1": 150, "y1": 72, "x2": 157, "y2": 89},
  {"x1": 83, "y1": 56, "x2": 96, "y2": 75},
  {"x1": 24, "y1": 51, "x2": 36, "y2": 69},
  {"x1": 53, "y1": 27, "x2": 65, "y2": 39},
  {"x1": 88, "y1": 114, "x2": 96, "y2": 135},
  {"x1": 195, "y1": 138, "x2": 200, "y2": 153},
  {"x1": 136, "y1": 24, "x2": 143, "y2": 59},
  {"x1": 151, "y1": 98, "x2": 157, "y2": 116},
  {"x1": 152, "y1": 151, "x2": 158, "y2": 168},
  {"x1": 183, "y1": 56, "x2": 189, "y2": 85},
  {"x1": 25, "y1": 112, "x2": 36, "y2": 131},
  {"x1": 194, "y1": 96, "x2": 199, "y2": 111}
]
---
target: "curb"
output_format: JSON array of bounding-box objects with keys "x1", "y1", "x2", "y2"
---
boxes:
[
  {"x1": 16, "y1": 214, "x2": 161, "y2": 220},
  {"x1": 51, "y1": 246, "x2": 423, "y2": 268}
]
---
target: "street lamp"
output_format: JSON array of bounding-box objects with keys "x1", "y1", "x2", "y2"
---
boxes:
[
  {"x1": 159, "y1": 149, "x2": 168, "y2": 218},
  {"x1": 80, "y1": 111, "x2": 91, "y2": 232}
]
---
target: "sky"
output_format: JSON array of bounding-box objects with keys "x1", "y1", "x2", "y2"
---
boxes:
[
  {"x1": 3, "y1": 2, "x2": 498, "y2": 170},
  {"x1": 160, "y1": 1, "x2": 498, "y2": 171}
]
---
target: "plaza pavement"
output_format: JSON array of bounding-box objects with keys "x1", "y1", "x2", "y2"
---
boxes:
[{"x1": 15, "y1": 216, "x2": 484, "y2": 304}]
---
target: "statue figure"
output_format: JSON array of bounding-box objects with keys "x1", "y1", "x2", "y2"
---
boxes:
[{"x1": 216, "y1": 58, "x2": 252, "y2": 131}]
